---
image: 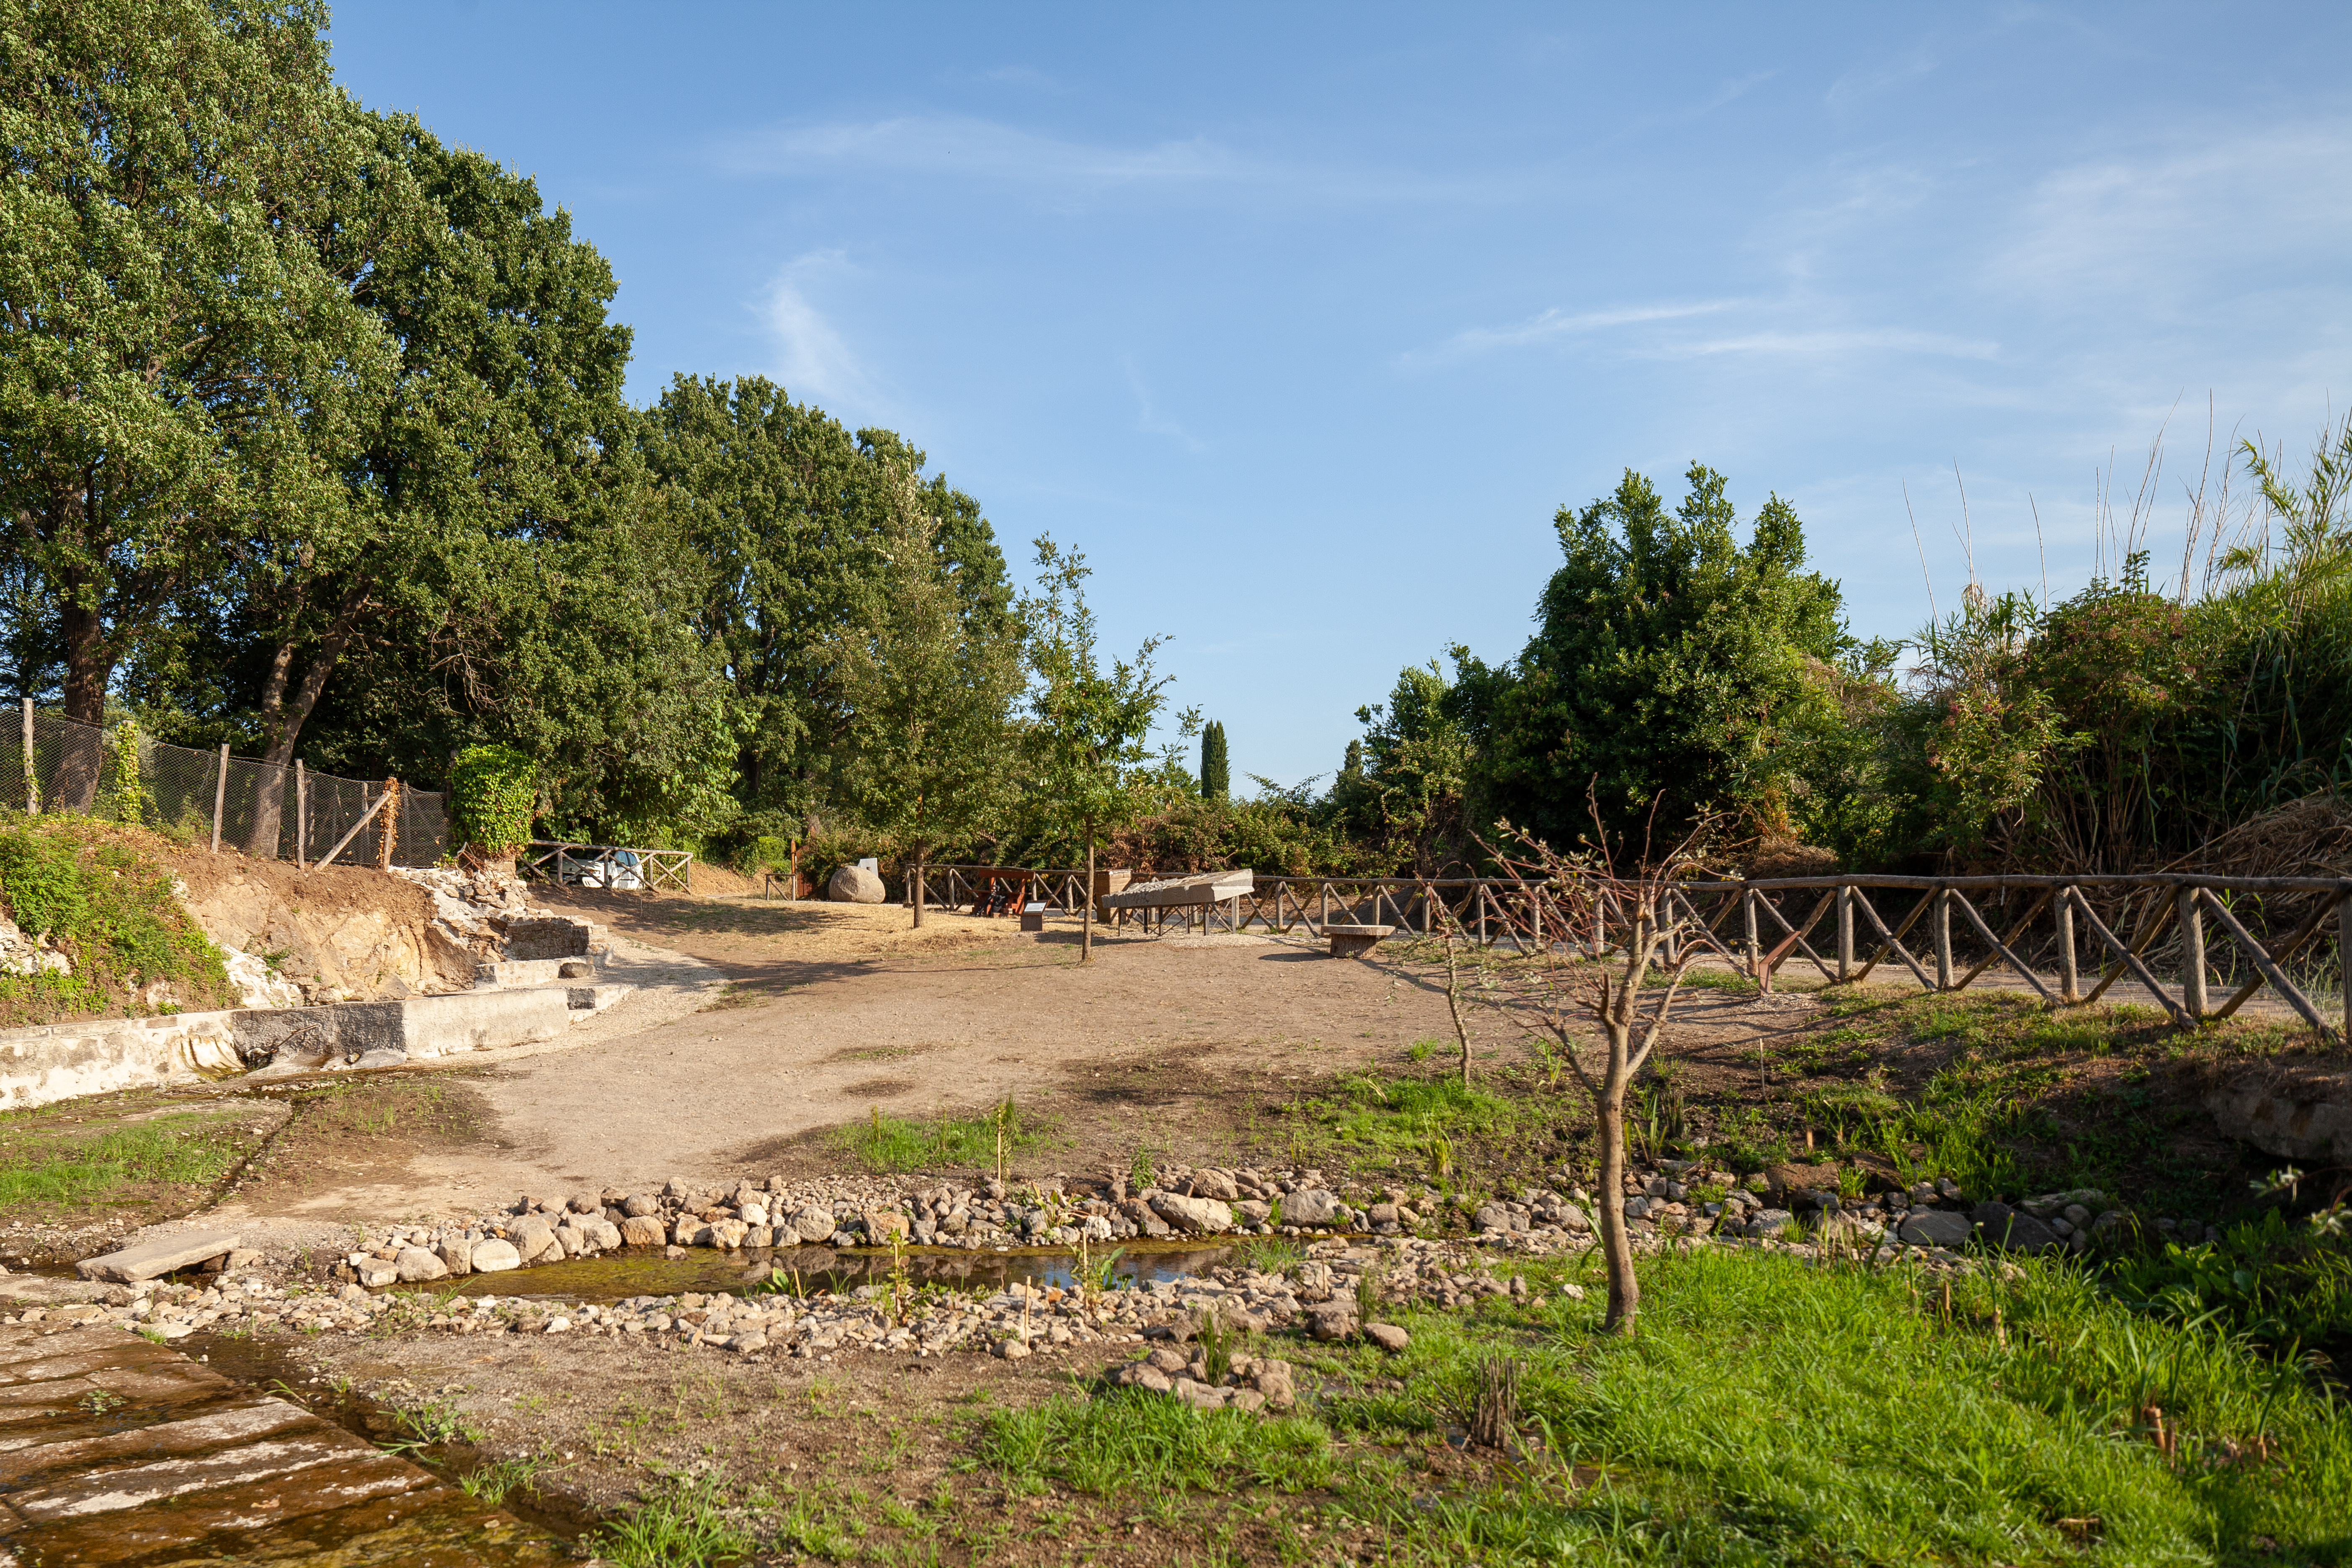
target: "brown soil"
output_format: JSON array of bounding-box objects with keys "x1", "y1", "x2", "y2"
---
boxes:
[
  {"x1": 227, "y1": 1077, "x2": 496, "y2": 1216},
  {"x1": 0, "y1": 1088, "x2": 284, "y2": 1263},
  {"x1": 166, "y1": 843, "x2": 475, "y2": 999}
]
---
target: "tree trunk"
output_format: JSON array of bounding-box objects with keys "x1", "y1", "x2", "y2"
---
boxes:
[
  {"x1": 1594, "y1": 1030, "x2": 1640, "y2": 1334},
  {"x1": 1445, "y1": 929, "x2": 1473, "y2": 1088},
  {"x1": 245, "y1": 580, "x2": 369, "y2": 856},
  {"x1": 54, "y1": 595, "x2": 111, "y2": 810},
  {"x1": 1082, "y1": 817, "x2": 1095, "y2": 964},
  {"x1": 912, "y1": 846, "x2": 926, "y2": 929}
]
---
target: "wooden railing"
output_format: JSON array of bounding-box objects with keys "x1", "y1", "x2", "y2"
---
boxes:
[
  {"x1": 520, "y1": 841, "x2": 693, "y2": 893},
  {"x1": 925, "y1": 867, "x2": 2351, "y2": 1040}
]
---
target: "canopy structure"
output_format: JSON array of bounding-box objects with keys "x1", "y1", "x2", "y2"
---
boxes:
[{"x1": 1098, "y1": 869, "x2": 1254, "y2": 911}]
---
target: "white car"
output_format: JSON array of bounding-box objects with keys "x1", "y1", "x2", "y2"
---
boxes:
[{"x1": 561, "y1": 849, "x2": 642, "y2": 889}]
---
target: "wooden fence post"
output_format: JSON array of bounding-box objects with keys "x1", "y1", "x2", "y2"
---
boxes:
[
  {"x1": 294, "y1": 761, "x2": 307, "y2": 869},
  {"x1": 2179, "y1": 887, "x2": 2208, "y2": 1020},
  {"x1": 1933, "y1": 887, "x2": 1953, "y2": 990},
  {"x1": 376, "y1": 779, "x2": 400, "y2": 869},
  {"x1": 2342, "y1": 892, "x2": 2351, "y2": 1046},
  {"x1": 2056, "y1": 886, "x2": 2077, "y2": 1003},
  {"x1": 1836, "y1": 885, "x2": 1853, "y2": 982},
  {"x1": 210, "y1": 743, "x2": 229, "y2": 853},
  {"x1": 1743, "y1": 889, "x2": 1760, "y2": 979},
  {"x1": 19, "y1": 698, "x2": 34, "y2": 815}
]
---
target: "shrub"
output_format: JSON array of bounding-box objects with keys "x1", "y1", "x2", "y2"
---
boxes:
[{"x1": 449, "y1": 745, "x2": 536, "y2": 856}]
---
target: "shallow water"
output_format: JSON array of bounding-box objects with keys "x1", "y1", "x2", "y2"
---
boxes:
[{"x1": 392, "y1": 1240, "x2": 1247, "y2": 1305}]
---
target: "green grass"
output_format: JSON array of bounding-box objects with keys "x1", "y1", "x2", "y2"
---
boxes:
[
  {"x1": 0, "y1": 1109, "x2": 246, "y2": 1209},
  {"x1": 980, "y1": 1246, "x2": 2352, "y2": 1564},
  {"x1": 0, "y1": 814, "x2": 234, "y2": 1023},
  {"x1": 1277, "y1": 1070, "x2": 1534, "y2": 1173},
  {"x1": 829, "y1": 1098, "x2": 1051, "y2": 1174},
  {"x1": 596, "y1": 1471, "x2": 757, "y2": 1566}
]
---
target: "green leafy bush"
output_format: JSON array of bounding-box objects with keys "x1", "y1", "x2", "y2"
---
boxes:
[
  {"x1": 449, "y1": 745, "x2": 537, "y2": 855},
  {"x1": 0, "y1": 818, "x2": 233, "y2": 1025}
]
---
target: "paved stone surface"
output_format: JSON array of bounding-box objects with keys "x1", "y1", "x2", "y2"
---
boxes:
[{"x1": 0, "y1": 1321, "x2": 565, "y2": 1565}]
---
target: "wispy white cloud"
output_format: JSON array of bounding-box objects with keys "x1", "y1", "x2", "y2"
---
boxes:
[
  {"x1": 756, "y1": 252, "x2": 890, "y2": 415},
  {"x1": 724, "y1": 114, "x2": 1240, "y2": 195},
  {"x1": 1825, "y1": 41, "x2": 1937, "y2": 111},
  {"x1": 1405, "y1": 300, "x2": 1738, "y2": 366},
  {"x1": 1653, "y1": 327, "x2": 1999, "y2": 361},
  {"x1": 1122, "y1": 358, "x2": 1206, "y2": 452}
]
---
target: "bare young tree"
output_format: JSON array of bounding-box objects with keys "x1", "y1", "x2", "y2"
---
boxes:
[{"x1": 1480, "y1": 820, "x2": 1723, "y2": 1335}]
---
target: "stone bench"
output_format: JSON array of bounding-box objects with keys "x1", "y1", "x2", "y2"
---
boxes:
[{"x1": 1323, "y1": 923, "x2": 1395, "y2": 958}]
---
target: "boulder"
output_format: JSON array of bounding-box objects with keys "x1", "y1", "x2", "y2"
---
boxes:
[
  {"x1": 1186, "y1": 1169, "x2": 1240, "y2": 1201},
  {"x1": 1744, "y1": 1209, "x2": 1796, "y2": 1239},
  {"x1": 864, "y1": 1210, "x2": 911, "y2": 1244},
  {"x1": 435, "y1": 1239, "x2": 473, "y2": 1276},
  {"x1": 1233, "y1": 1200, "x2": 1271, "y2": 1226},
  {"x1": 622, "y1": 1194, "x2": 659, "y2": 1218},
  {"x1": 1554, "y1": 1204, "x2": 1594, "y2": 1233},
  {"x1": 673, "y1": 1220, "x2": 712, "y2": 1248},
  {"x1": 1252, "y1": 1358, "x2": 1297, "y2": 1411},
  {"x1": 828, "y1": 864, "x2": 886, "y2": 904},
  {"x1": 1474, "y1": 1203, "x2": 1520, "y2": 1233},
  {"x1": 709, "y1": 1219, "x2": 750, "y2": 1250},
  {"x1": 619, "y1": 1215, "x2": 667, "y2": 1248},
  {"x1": 1149, "y1": 1193, "x2": 1235, "y2": 1235},
  {"x1": 1897, "y1": 1210, "x2": 1972, "y2": 1249},
  {"x1": 2204, "y1": 1070, "x2": 2352, "y2": 1163},
  {"x1": 1364, "y1": 1323, "x2": 1410, "y2": 1353},
  {"x1": 1283, "y1": 1189, "x2": 1346, "y2": 1226},
  {"x1": 1306, "y1": 1302, "x2": 1358, "y2": 1341},
  {"x1": 471, "y1": 1238, "x2": 521, "y2": 1273},
  {"x1": 792, "y1": 1204, "x2": 838, "y2": 1243},
  {"x1": 395, "y1": 1247, "x2": 449, "y2": 1283}
]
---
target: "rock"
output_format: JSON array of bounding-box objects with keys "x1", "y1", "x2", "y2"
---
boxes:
[
  {"x1": 993, "y1": 1338, "x2": 1032, "y2": 1360},
  {"x1": 511, "y1": 1216, "x2": 555, "y2": 1259},
  {"x1": 1229, "y1": 1387, "x2": 1267, "y2": 1414},
  {"x1": 1149, "y1": 1193, "x2": 1235, "y2": 1235},
  {"x1": 471, "y1": 1238, "x2": 522, "y2": 1273},
  {"x1": 1173, "y1": 1379, "x2": 1231, "y2": 1411},
  {"x1": 673, "y1": 1220, "x2": 711, "y2": 1248},
  {"x1": 726, "y1": 1333, "x2": 769, "y2": 1353},
  {"x1": 1187, "y1": 1169, "x2": 1240, "y2": 1201},
  {"x1": 395, "y1": 1247, "x2": 449, "y2": 1283},
  {"x1": 864, "y1": 1210, "x2": 910, "y2": 1244},
  {"x1": 222, "y1": 1248, "x2": 265, "y2": 1271},
  {"x1": 792, "y1": 1204, "x2": 838, "y2": 1243},
  {"x1": 1252, "y1": 1359, "x2": 1296, "y2": 1410},
  {"x1": 2204, "y1": 1070, "x2": 2352, "y2": 1163},
  {"x1": 1306, "y1": 1302, "x2": 1358, "y2": 1341},
  {"x1": 1474, "y1": 1203, "x2": 1519, "y2": 1233},
  {"x1": 1283, "y1": 1189, "x2": 1346, "y2": 1226},
  {"x1": 1146, "y1": 1346, "x2": 1189, "y2": 1373},
  {"x1": 622, "y1": 1194, "x2": 658, "y2": 1218},
  {"x1": 619, "y1": 1215, "x2": 667, "y2": 1248},
  {"x1": 704, "y1": 1220, "x2": 746, "y2": 1250},
  {"x1": 356, "y1": 1261, "x2": 398, "y2": 1287},
  {"x1": 436, "y1": 1240, "x2": 473, "y2": 1276},
  {"x1": 1745, "y1": 1209, "x2": 1797, "y2": 1239},
  {"x1": 566, "y1": 1192, "x2": 600, "y2": 1215},
  {"x1": 1366, "y1": 1202, "x2": 1400, "y2": 1227},
  {"x1": 1898, "y1": 1210, "x2": 1973, "y2": 1249},
  {"x1": 1554, "y1": 1204, "x2": 1594, "y2": 1233},
  {"x1": 75, "y1": 1231, "x2": 242, "y2": 1284},
  {"x1": 1972, "y1": 1203, "x2": 2062, "y2": 1254},
  {"x1": 1233, "y1": 1200, "x2": 1272, "y2": 1226},
  {"x1": 1130, "y1": 1365, "x2": 1174, "y2": 1393},
  {"x1": 828, "y1": 864, "x2": 886, "y2": 904},
  {"x1": 1364, "y1": 1323, "x2": 1410, "y2": 1353}
]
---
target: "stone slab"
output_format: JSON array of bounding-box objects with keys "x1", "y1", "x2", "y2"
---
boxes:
[
  {"x1": 74, "y1": 1231, "x2": 243, "y2": 1284},
  {"x1": 1099, "y1": 870, "x2": 1255, "y2": 910}
]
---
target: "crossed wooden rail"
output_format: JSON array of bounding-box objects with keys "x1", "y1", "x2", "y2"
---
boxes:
[{"x1": 926, "y1": 866, "x2": 2351, "y2": 1041}]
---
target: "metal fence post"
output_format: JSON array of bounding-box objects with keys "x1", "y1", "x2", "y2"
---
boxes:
[
  {"x1": 2056, "y1": 885, "x2": 2078, "y2": 1003},
  {"x1": 209, "y1": 743, "x2": 229, "y2": 852},
  {"x1": 1836, "y1": 884, "x2": 1853, "y2": 982},
  {"x1": 2179, "y1": 887, "x2": 2208, "y2": 1020},
  {"x1": 1933, "y1": 887, "x2": 1953, "y2": 990}
]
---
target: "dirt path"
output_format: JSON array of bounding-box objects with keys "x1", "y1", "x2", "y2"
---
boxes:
[{"x1": 197, "y1": 891, "x2": 1840, "y2": 1226}]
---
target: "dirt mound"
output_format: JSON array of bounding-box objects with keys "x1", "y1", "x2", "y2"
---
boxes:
[
  {"x1": 1746, "y1": 839, "x2": 1838, "y2": 880},
  {"x1": 166, "y1": 846, "x2": 477, "y2": 1003}
]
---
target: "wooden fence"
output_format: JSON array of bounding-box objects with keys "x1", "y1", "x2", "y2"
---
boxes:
[
  {"x1": 520, "y1": 841, "x2": 694, "y2": 893},
  {"x1": 926, "y1": 866, "x2": 2352, "y2": 1041}
]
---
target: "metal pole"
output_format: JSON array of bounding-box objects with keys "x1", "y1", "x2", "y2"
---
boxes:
[
  {"x1": 2178, "y1": 887, "x2": 2208, "y2": 1020},
  {"x1": 19, "y1": 697, "x2": 34, "y2": 815},
  {"x1": 210, "y1": 743, "x2": 229, "y2": 853},
  {"x1": 1934, "y1": 887, "x2": 1953, "y2": 991},
  {"x1": 295, "y1": 760, "x2": 307, "y2": 869},
  {"x1": 1836, "y1": 884, "x2": 1853, "y2": 982},
  {"x1": 2056, "y1": 885, "x2": 2077, "y2": 1003}
]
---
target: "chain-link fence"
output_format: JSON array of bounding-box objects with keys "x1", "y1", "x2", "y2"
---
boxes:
[{"x1": 4, "y1": 702, "x2": 448, "y2": 868}]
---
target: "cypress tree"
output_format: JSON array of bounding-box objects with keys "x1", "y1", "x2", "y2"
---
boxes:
[{"x1": 1200, "y1": 720, "x2": 1230, "y2": 800}]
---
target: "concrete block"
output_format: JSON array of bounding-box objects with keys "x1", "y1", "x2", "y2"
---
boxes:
[{"x1": 76, "y1": 1230, "x2": 242, "y2": 1283}]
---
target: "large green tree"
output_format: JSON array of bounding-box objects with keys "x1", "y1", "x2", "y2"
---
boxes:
[
  {"x1": 1456, "y1": 464, "x2": 1848, "y2": 855},
  {"x1": 0, "y1": 0, "x2": 398, "y2": 802},
  {"x1": 637, "y1": 375, "x2": 1016, "y2": 831}
]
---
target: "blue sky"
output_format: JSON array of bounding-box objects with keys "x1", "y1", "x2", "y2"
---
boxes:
[{"x1": 329, "y1": 2, "x2": 2352, "y2": 788}]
